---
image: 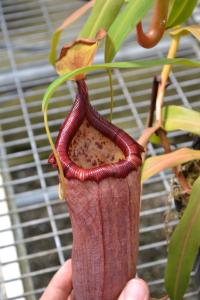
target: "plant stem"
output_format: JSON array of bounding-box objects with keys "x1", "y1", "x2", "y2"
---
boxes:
[
  {"x1": 139, "y1": 76, "x2": 161, "y2": 152},
  {"x1": 146, "y1": 75, "x2": 171, "y2": 129},
  {"x1": 154, "y1": 35, "x2": 190, "y2": 194},
  {"x1": 107, "y1": 69, "x2": 114, "y2": 122},
  {"x1": 157, "y1": 128, "x2": 191, "y2": 194},
  {"x1": 146, "y1": 76, "x2": 160, "y2": 128},
  {"x1": 144, "y1": 55, "x2": 191, "y2": 194},
  {"x1": 156, "y1": 35, "x2": 180, "y2": 127},
  {"x1": 139, "y1": 75, "x2": 170, "y2": 150}
]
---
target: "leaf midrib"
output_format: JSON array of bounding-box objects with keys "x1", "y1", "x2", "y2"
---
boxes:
[
  {"x1": 106, "y1": 0, "x2": 149, "y2": 58},
  {"x1": 168, "y1": 0, "x2": 195, "y2": 26},
  {"x1": 89, "y1": 0, "x2": 112, "y2": 38},
  {"x1": 174, "y1": 197, "x2": 200, "y2": 299}
]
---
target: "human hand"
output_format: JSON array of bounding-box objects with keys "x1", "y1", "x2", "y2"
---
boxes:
[
  {"x1": 118, "y1": 278, "x2": 149, "y2": 300},
  {"x1": 40, "y1": 259, "x2": 73, "y2": 300},
  {"x1": 40, "y1": 259, "x2": 149, "y2": 300}
]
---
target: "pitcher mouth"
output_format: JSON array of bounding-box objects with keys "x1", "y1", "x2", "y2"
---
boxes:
[{"x1": 49, "y1": 80, "x2": 143, "y2": 182}]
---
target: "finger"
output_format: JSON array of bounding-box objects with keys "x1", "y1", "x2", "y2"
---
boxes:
[
  {"x1": 118, "y1": 278, "x2": 149, "y2": 300},
  {"x1": 40, "y1": 259, "x2": 72, "y2": 300},
  {"x1": 67, "y1": 290, "x2": 74, "y2": 300},
  {"x1": 67, "y1": 294, "x2": 72, "y2": 300}
]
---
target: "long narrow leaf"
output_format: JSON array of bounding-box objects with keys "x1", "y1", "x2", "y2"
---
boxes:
[
  {"x1": 79, "y1": 0, "x2": 124, "y2": 39},
  {"x1": 167, "y1": 0, "x2": 198, "y2": 28},
  {"x1": 105, "y1": 0, "x2": 154, "y2": 62},
  {"x1": 141, "y1": 148, "x2": 200, "y2": 182},
  {"x1": 42, "y1": 58, "x2": 200, "y2": 112},
  {"x1": 163, "y1": 105, "x2": 200, "y2": 135},
  {"x1": 165, "y1": 175, "x2": 200, "y2": 300},
  {"x1": 49, "y1": 0, "x2": 95, "y2": 66},
  {"x1": 149, "y1": 105, "x2": 200, "y2": 145}
]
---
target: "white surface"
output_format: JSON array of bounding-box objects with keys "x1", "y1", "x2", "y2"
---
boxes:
[{"x1": 0, "y1": 175, "x2": 25, "y2": 300}]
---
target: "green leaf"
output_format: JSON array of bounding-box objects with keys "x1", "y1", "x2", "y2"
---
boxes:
[
  {"x1": 148, "y1": 105, "x2": 200, "y2": 144},
  {"x1": 79, "y1": 0, "x2": 125, "y2": 39},
  {"x1": 49, "y1": 0, "x2": 95, "y2": 66},
  {"x1": 167, "y1": 0, "x2": 198, "y2": 28},
  {"x1": 105, "y1": 0, "x2": 154, "y2": 62},
  {"x1": 163, "y1": 105, "x2": 200, "y2": 135},
  {"x1": 42, "y1": 58, "x2": 200, "y2": 112},
  {"x1": 49, "y1": 29, "x2": 62, "y2": 66},
  {"x1": 141, "y1": 148, "x2": 200, "y2": 182},
  {"x1": 165, "y1": 175, "x2": 200, "y2": 300},
  {"x1": 149, "y1": 134, "x2": 161, "y2": 145}
]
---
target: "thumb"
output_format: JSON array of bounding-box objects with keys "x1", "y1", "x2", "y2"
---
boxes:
[{"x1": 118, "y1": 278, "x2": 149, "y2": 300}]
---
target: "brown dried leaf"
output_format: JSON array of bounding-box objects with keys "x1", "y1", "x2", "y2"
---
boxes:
[
  {"x1": 142, "y1": 148, "x2": 200, "y2": 182},
  {"x1": 170, "y1": 25, "x2": 200, "y2": 41},
  {"x1": 56, "y1": 29, "x2": 106, "y2": 80}
]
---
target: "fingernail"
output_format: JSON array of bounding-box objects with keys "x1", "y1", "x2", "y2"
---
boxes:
[{"x1": 123, "y1": 279, "x2": 149, "y2": 300}]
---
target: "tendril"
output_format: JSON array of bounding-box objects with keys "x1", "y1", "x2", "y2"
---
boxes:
[{"x1": 136, "y1": 0, "x2": 170, "y2": 49}]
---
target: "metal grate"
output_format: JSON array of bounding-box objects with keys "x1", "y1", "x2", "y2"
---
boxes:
[{"x1": 0, "y1": 1, "x2": 200, "y2": 299}]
